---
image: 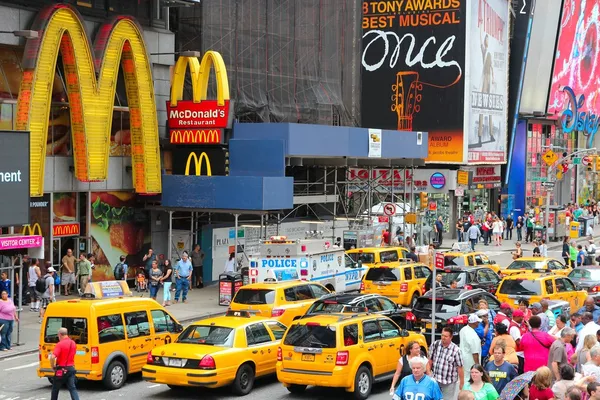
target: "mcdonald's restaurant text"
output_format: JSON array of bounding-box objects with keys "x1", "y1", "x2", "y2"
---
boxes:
[{"x1": 167, "y1": 99, "x2": 231, "y2": 130}]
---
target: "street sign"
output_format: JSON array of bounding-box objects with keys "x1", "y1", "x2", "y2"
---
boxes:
[
  {"x1": 573, "y1": 157, "x2": 582, "y2": 165},
  {"x1": 543, "y1": 150, "x2": 558, "y2": 166},
  {"x1": 583, "y1": 156, "x2": 592, "y2": 165},
  {"x1": 455, "y1": 186, "x2": 465, "y2": 197},
  {"x1": 435, "y1": 252, "x2": 444, "y2": 269},
  {"x1": 541, "y1": 181, "x2": 555, "y2": 188},
  {"x1": 383, "y1": 203, "x2": 396, "y2": 216}
]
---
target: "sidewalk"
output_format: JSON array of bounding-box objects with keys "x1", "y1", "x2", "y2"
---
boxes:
[{"x1": 0, "y1": 284, "x2": 227, "y2": 360}]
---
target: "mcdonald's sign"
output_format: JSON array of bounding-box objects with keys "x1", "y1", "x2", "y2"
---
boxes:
[
  {"x1": 53, "y1": 222, "x2": 80, "y2": 238},
  {"x1": 185, "y1": 153, "x2": 212, "y2": 176},
  {"x1": 170, "y1": 129, "x2": 222, "y2": 144},
  {"x1": 167, "y1": 51, "x2": 232, "y2": 142},
  {"x1": 16, "y1": 4, "x2": 161, "y2": 197},
  {"x1": 21, "y1": 223, "x2": 42, "y2": 236}
]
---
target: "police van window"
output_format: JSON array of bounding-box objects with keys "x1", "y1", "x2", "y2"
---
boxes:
[
  {"x1": 124, "y1": 311, "x2": 151, "y2": 338},
  {"x1": 362, "y1": 320, "x2": 382, "y2": 342},
  {"x1": 403, "y1": 267, "x2": 413, "y2": 280},
  {"x1": 309, "y1": 284, "x2": 329, "y2": 298},
  {"x1": 44, "y1": 317, "x2": 88, "y2": 344},
  {"x1": 151, "y1": 310, "x2": 176, "y2": 333},
  {"x1": 380, "y1": 251, "x2": 399, "y2": 263},
  {"x1": 97, "y1": 314, "x2": 125, "y2": 344},
  {"x1": 344, "y1": 324, "x2": 359, "y2": 346},
  {"x1": 246, "y1": 323, "x2": 273, "y2": 345},
  {"x1": 265, "y1": 321, "x2": 287, "y2": 340}
]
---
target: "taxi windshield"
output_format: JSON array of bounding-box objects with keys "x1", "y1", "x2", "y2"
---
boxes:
[
  {"x1": 232, "y1": 289, "x2": 275, "y2": 305},
  {"x1": 365, "y1": 267, "x2": 400, "y2": 282},
  {"x1": 284, "y1": 324, "x2": 337, "y2": 348},
  {"x1": 348, "y1": 252, "x2": 375, "y2": 264},
  {"x1": 506, "y1": 260, "x2": 547, "y2": 270},
  {"x1": 177, "y1": 325, "x2": 235, "y2": 347},
  {"x1": 498, "y1": 279, "x2": 542, "y2": 295}
]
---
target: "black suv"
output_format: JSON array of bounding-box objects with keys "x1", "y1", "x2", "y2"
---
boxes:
[
  {"x1": 423, "y1": 266, "x2": 501, "y2": 294},
  {"x1": 302, "y1": 293, "x2": 415, "y2": 330},
  {"x1": 412, "y1": 288, "x2": 501, "y2": 344}
]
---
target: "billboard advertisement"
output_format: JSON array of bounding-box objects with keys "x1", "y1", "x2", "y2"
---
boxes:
[
  {"x1": 0, "y1": 131, "x2": 29, "y2": 227},
  {"x1": 466, "y1": 0, "x2": 509, "y2": 163},
  {"x1": 548, "y1": 0, "x2": 600, "y2": 116},
  {"x1": 361, "y1": 0, "x2": 466, "y2": 163}
]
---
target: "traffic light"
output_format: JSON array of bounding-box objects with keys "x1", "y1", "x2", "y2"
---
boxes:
[{"x1": 419, "y1": 192, "x2": 428, "y2": 210}]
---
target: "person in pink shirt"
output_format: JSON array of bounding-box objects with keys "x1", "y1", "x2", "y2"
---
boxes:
[{"x1": 521, "y1": 315, "x2": 556, "y2": 372}]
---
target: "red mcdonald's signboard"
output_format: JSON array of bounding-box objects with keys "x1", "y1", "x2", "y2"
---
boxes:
[{"x1": 53, "y1": 222, "x2": 80, "y2": 238}]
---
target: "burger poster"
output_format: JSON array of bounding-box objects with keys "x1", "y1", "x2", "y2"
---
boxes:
[
  {"x1": 90, "y1": 192, "x2": 150, "y2": 281},
  {"x1": 52, "y1": 193, "x2": 76, "y2": 222}
]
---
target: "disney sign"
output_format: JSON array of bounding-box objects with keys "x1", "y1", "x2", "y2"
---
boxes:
[{"x1": 561, "y1": 86, "x2": 600, "y2": 147}]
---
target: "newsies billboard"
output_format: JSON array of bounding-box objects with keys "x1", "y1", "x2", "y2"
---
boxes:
[
  {"x1": 167, "y1": 51, "x2": 234, "y2": 145},
  {"x1": 0, "y1": 131, "x2": 30, "y2": 227}
]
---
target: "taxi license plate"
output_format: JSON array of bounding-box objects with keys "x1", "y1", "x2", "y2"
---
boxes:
[
  {"x1": 301, "y1": 354, "x2": 315, "y2": 362},
  {"x1": 168, "y1": 359, "x2": 183, "y2": 367}
]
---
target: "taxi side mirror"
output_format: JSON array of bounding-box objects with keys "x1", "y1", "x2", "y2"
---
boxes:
[
  {"x1": 399, "y1": 329, "x2": 410, "y2": 338},
  {"x1": 357, "y1": 260, "x2": 363, "y2": 268},
  {"x1": 174, "y1": 323, "x2": 184, "y2": 333}
]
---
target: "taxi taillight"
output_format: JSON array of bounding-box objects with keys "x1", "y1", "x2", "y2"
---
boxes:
[
  {"x1": 591, "y1": 285, "x2": 600, "y2": 293},
  {"x1": 91, "y1": 347, "x2": 99, "y2": 364},
  {"x1": 336, "y1": 351, "x2": 349, "y2": 366},
  {"x1": 400, "y1": 283, "x2": 408, "y2": 292},
  {"x1": 272, "y1": 309, "x2": 285, "y2": 317},
  {"x1": 38, "y1": 345, "x2": 41, "y2": 361},
  {"x1": 360, "y1": 282, "x2": 365, "y2": 292},
  {"x1": 199, "y1": 355, "x2": 216, "y2": 370},
  {"x1": 277, "y1": 347, "x2": 282, "y2": 361},
  {"x1": 147, "y1": 352, "x2": 154, "y2": 364},
  {"x1": 406, "y1": 312, "x2": 416, "y2": 322}
]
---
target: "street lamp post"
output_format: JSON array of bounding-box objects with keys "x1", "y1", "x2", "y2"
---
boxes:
[{"x1": 544, "y1": 148, "x2": 597, "y2": 234}]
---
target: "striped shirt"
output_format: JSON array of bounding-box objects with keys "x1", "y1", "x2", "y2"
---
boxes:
[{"x1": 428, "y1": 339, "x2": 464, "y2": 385}]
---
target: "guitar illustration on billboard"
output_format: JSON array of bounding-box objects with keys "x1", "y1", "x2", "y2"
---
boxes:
[{"x1": 391, "y1": 71, "x2": 422, "y2": 131}]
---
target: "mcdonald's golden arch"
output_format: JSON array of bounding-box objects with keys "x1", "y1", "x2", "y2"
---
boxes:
[
  {"x1": 53, "y1": 222, "x2": 81, "y2": 238},
  {"x1": 167, "y1": 50, "x2": 232, "y2": 140},
  {"x1": 185, "y1": 153, "x2": 212, "y2": 176},
  {"x1": 16, "y1": 4, "x2": 161, "y2": 197},
  {"x1": 170, "y1": 129, "x2": 222, "y2": 144},
  {"x1": 21, "y1": 223, "x2": 42, "y2": 236}
]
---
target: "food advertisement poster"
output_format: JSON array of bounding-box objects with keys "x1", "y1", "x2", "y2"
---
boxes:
[
  {"x1": 90, "y1": 192, "x2": 150, "y2": 281},
  {"x1": 361, "y1": 0, "x2": 466, "y2": 163},
  {"x1": 466, "y1": 0, "x2": 509, "y2": 163},
  {"x1": 52, "y1": 193, "x2": 77, "y2": 222},
  {"x1": 548, "y1": 0, "x2": 600, "y2": 116}
]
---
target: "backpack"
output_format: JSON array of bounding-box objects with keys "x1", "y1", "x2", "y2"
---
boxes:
[
  {"x1": 35, "y1": 275, "x2": 48, "y2": 293},
  {"x1": 114, "y1": 262, "x2": 124, "y2": 280}
]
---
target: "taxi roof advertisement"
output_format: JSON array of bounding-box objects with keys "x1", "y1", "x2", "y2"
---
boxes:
[
  {"x1": 361, "y1": 0, "x2": 466, "y2": 163},
  {"x1": 0, "y1": 131, "x2": 30, "y2": 227}
]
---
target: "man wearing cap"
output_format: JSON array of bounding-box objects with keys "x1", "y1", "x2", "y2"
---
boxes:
[
  {"x1": 493, "y1": 302, "x2": 512, "y2": 329},
  {"x1": 578, "y1": 296, "x2": 600, "y2": 323},
  {"x1": 39, "y1": 266, "x2": 56, "y2": 323},
  {"x1": 531, "y1": 302, "x2": 550, "y2": 332},
  {"x1": 459, "y1": 314, "x2": 483, "y2": 382},
  {"x1": 475, "y1": 309, "x2": 494, "y2": 358}
]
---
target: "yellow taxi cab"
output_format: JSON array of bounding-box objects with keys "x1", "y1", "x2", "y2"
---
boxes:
[
  {"x1": 38, "y1": 281, "x2": 183, "y2": 390},
  {"x1": 496, "y1": 271, "x2": 587, "y2": 312},
  {"x1": 229, "y1": 280, "x2": 330, "y2": 327},
  {"x1": 346, "y1": 247, "x2": 409, "y2": 268},
  {"x1": 359, "y1": 262, "x2": 431, "y2": 307},
  {"x1": 276, "y1": 313, "x2": 427, "y2": 399},
  {"x1": 443, "y1": 251, "x2": 501, "y2": 274},
  {"x1": 498, "y1": 257, "x2": 571, "y2": 277},
  {"x1": 143, "y1": 310, "x2": 287, "y2": 395}
]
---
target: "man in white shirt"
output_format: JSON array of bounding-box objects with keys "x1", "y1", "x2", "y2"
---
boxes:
[
  {"x1": 459, "y1": 314, "x2": 482, "y2": 383},
  {"x1": 577, "y1": 312, "x2": 600, "y2": 352},
  {"x1": 583, "y1": 345, "x2": 600, "y2": 382}
]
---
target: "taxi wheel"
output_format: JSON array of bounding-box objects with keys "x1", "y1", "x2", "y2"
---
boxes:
[
  {"x1": 286, "y1": 384, "x2": 307, "y2": 394},
  {"x1": 103, "y1": 360, "x2": 127, "y2": 390},
  {"x1": 410, "y1": 293, "x2": 419, "y2": 307},
  {"x1": 167, "y1": 384, "x2": 186, "y2": 392},
  {"x1": 353, "y1": 365, "x2": 372, "y2": 400},
  {"x1": 232, "y1": 363, "x2": 255, "y2": 396}
]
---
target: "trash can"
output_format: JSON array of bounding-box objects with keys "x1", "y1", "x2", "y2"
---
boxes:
[
  {"x1": 570, "y1": 221, "x2": 580, "y2": 239},
  {"x1": 240, "y1": 266, "x2": 249, "y2": 286},
  {"x1": 218, "y1": 272, "x2": 243, "y2": 306}
]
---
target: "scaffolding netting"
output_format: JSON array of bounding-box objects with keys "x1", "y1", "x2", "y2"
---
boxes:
[{"x1": 175, "y1": 0, "x2": 361, "y2": 126}]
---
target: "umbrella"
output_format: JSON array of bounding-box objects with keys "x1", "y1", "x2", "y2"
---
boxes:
[{"x1": 499, "y1": 371, "x2": 535, "y2": 400}]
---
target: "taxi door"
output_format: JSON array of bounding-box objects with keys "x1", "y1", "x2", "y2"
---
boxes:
[
  {"x1": 555, "y1": 277, "x2": 582, "y2": 310},
  {"x1": 123, "y1": 310, "x2": 154, "y2": 372},
  {"x1": 377, "y1": 319, "x2": 404, "y2": 373},
  {"x1": 246, "y1": 322, "x2": 279, "y2": 375},
  {"x1": 149, "y1": 309, "x2": 180, "y2": 348},
  {"x1": 360, "y1": 319, "x2": 388, "y2": 376}
]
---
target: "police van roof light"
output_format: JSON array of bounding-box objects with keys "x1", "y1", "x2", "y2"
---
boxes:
[{"x1": 270, "y1": 235, "x2": 287, "y2": 241}]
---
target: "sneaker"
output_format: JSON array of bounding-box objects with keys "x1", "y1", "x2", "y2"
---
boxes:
[
  {"x1": 183, "y1": 300, "x2": 187, "y2": 304},
  {"x1": 38, "y1": 319, "x2": 42, "y2": 323},
  {"x1": 174, "y1": 300, "x2": 179, "y2": 304}
]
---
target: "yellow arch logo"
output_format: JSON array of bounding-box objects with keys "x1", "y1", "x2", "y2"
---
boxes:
[
  {"x1": 170, "y1": 51, "x2": 230, "y2": 107},
  {"x1": 21, "y1": 223, "x2": 42, "y2": 236},
  {"x1": 185, "y1": 153, "x2": 212, "y2": 176},
  {"x1": 16, "y1": 4, "x2": 161, "y2": 197}
]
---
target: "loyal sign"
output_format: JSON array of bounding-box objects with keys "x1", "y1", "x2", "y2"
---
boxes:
[{"x1": 261, "y1": 259, "x2": 298, "y2": 268}]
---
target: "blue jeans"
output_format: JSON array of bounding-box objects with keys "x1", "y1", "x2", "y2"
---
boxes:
[
  {"x1": 175, "y1": 277, "x2": 190, "y2": 301},
  {"x1": 163, "y1": 282, "x2": 172, "y2": 303},
  {"x1": 51, "y1": 366, "x2": 80, "y2": 400},
  {"x1": 0, "y1": 319, "x2": 13, "y2": 350},
  {"x1": 470, "y1": 238, "x2": 477, "y2": 251},
  {"x1": 149, "y1": 284, "x2": 159, "y2": 298}
]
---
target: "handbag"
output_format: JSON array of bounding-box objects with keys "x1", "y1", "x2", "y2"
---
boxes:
[{"x1": 530, "y1": 332, "x2": 551, "y2": 349}]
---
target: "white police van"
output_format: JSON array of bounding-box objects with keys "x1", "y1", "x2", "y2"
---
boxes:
[{"x1": 248, "y1": 236, "x2": 364, "y2": 292}]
